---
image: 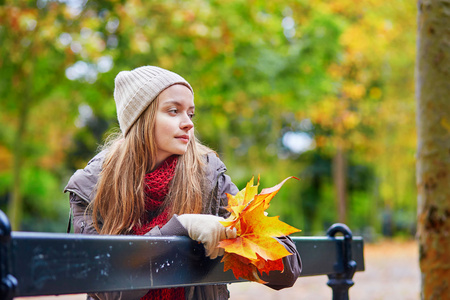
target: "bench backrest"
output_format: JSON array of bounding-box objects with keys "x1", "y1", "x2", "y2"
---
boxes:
[{"x1": 0, "y1": 210, "x2": 364, "y2": 300}]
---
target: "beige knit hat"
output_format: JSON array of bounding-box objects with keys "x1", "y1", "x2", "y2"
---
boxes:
[{"x1": 114, "y1": 66, "x2": 193, "y2": 136}]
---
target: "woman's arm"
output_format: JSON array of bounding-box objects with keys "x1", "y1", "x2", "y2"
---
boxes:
[
  {"x1": 261, "y1": 236, "x2": 302, "y2": 290},
  {"x1": 70, "y1": 194, "x2": 98, "y2": 235},
  {"x1": 203, "y1": 152, "x2": 239, "y2": 218}
]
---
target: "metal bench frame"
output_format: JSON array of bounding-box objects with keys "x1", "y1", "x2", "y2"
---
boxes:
[{"x1": 0, "y1": 210, "x2": 364, "y2": 300}]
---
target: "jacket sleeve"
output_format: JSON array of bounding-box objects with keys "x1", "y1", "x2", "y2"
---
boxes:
[
  {"x1": 216, "y1": 172, "x2": 238, "y2": 219},
  {"x1": 203, "y1": 152, "x2": 239, "y2": 217},
  {"x1": 69, "y1": 193, "x2": 98, "y2": 235},
  {"x1": 146, "y1": 215, "x2": 189, "y2": 236},
  {"x1": 261, "y1": 236, "x2": 302, "y2": 290}
]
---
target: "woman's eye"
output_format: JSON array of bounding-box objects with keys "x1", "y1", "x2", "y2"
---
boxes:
[
  {"x1": 168, "y1": 109, "x2": 177, "y2": 114},
  {"x1": 188, "y1": 113, "x2": 195, "y2": 119}
]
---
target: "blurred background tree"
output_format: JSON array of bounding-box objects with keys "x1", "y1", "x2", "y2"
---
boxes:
[{"x1": 0, "y1": 0, "x2": 417, "y2": 239}]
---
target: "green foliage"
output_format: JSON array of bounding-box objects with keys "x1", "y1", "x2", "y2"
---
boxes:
[{"x1": 0, "y1": 0, "x2": 417, "y2": 237}]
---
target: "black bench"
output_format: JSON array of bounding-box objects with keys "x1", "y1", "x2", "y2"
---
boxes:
[{"x1": 0, "y1": 210, "x2": 364, "y2": 300}]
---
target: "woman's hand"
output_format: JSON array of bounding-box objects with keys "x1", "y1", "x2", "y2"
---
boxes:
[{"x1": 178, "y1": 214, "x2": 236, "y2": 259}]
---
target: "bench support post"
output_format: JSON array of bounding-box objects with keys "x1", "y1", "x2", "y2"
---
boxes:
[
  {"x1": 326, "y1": 223, "x2": 357, "y2": 300},
  {"x1": 0, "y1": 210, "x2": 17, "y2": 300}
]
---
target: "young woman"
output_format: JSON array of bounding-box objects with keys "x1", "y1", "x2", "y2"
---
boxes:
[{"x1": 64, "y1": 66, "x2": 302, "y2": 300}]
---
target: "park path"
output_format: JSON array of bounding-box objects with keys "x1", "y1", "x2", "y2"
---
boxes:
[{"x1": 17, "y1": 239, "x2": 419, "y2": 300}]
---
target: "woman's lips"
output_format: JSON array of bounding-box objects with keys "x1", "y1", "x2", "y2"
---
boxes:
[{"x1": 176, "y1": 135, "x2": 190, "y2": 143}]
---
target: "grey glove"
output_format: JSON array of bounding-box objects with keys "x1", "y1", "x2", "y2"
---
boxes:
[{"x1": 178, "y1": 214, "x2": 237, "y2": 259}]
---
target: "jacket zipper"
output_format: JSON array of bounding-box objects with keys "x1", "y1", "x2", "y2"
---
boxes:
[{"x1": 80, "y1": 221, "x2": 85, "y2": 233}]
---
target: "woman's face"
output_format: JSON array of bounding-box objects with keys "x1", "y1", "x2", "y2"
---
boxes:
[{"x1": 154, "y1": 84, "x2": 195, "y2": 166}]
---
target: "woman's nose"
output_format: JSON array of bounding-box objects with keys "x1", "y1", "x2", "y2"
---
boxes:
[{"x1": 181, "y1": 114, "x2": 194, "y2": 130}]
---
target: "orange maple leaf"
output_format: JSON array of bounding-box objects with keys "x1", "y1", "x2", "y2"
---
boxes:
[{"x1": 218, "y1": 176, "x2": 300, "y2": 283}]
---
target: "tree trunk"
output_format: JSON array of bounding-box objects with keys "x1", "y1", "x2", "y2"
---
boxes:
[
  {"x1": 333, "y1": 144, "x2": 347, "y2": 224},
  {"x1": 416, "y1": 0, "x2": 450, "y2": 299},
  {"x1": 7, "y1": 101, "x2": 28, "y2": 231}
]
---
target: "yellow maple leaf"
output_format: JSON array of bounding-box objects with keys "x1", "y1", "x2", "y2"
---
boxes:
[{"x1": 218, "y1": 176, "x2": 300, "y2": 282}]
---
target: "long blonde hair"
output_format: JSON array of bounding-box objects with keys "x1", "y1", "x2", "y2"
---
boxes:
[{"x1": 91, "y1": 96, "x2": 211, "y2": 235}]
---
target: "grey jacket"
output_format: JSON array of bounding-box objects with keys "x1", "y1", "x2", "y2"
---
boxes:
[{"x1": 64, "y1": 151, "x2": 302, "y2": 300}]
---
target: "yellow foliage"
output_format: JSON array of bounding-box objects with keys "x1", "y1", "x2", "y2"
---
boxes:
[
  {"x1": 342, "y1": 82, "x2": 366, "y2": 100},
  {"x1": 0, "y1": 145, "x2": 12, "y2": 172},
  {"x1": 440, "y1": 118, "x2": 450, "y2": 133},
  {"x1": 327, "y1": 63, "x2": 344, "y2": 79},
  {"x1": 223, "y1": 101, "x2": 236, "y2": 114},
  {"x1": 369, "y1": 87, "x2": 383, "y2": 100},
  {"x1": 131, "y1": 32, "x2": 150, "y2": 53},
  {"x1": 342, "y1": 111, "x2": 360, "y2": 130}
]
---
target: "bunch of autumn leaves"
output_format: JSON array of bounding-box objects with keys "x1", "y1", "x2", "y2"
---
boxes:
[{"x1": 218, "y1": 176, "x2": 300, "y2": 283}]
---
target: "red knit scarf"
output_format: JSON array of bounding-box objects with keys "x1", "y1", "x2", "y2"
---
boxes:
[{"x1": 132, "y1": 155, "x2": 185, "y2": 300}]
